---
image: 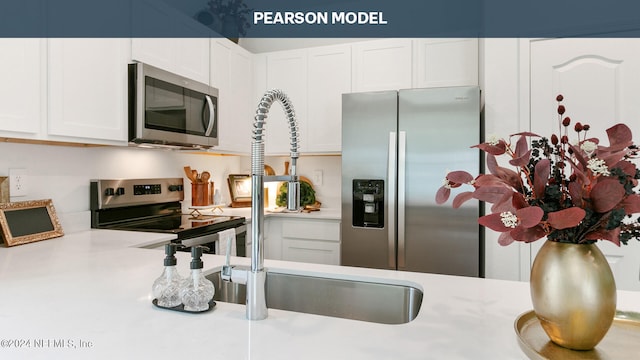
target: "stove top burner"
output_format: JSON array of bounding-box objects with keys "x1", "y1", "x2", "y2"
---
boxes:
[
  {"x1": 90, "y1": 178, "x2": 246, "y2": 243},
  {"x1": 104, "y1": 214, "x2": 244, "y2": 236},
  {"x1": 109, "y1": 215, "x2": 241, "y2": 233}
]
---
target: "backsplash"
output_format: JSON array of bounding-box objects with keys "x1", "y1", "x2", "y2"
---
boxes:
[{"x1": 0, "y1": 142, "x2": 341, "y2": 232}]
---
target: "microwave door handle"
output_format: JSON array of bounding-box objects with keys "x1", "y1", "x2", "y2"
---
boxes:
[{"x1": 204, "y1": 95, "x2": 216, "y2": 137}]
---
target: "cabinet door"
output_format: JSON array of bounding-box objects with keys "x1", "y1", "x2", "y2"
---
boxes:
[
  {"x1": 413, "y1": 38, "x2": 478, "y2": 88},
  {"x1": 132, "y1": 37, "x2": 210, "y2": 85},
  {"x1": 529, "y1": 38, "x2": 640, "y2": 291},
  {"x1": 131, "y1": 38, "x2": 173, "y2": 73},
  {"x1": 280, "y1": 218, "x2": 341, "y2": 265},
  {"x1": 265, "y1": 49, "x2": 308, "y2": 155},
  {"x1": 48, "y1": 38, "x2": 129, "y2": 143},
  {"x1": 307, "y1": 45, "x2": 351, "y2": 153},
  {"x1": 0, "y1": 39, "x2": 42, "y2": 135},
  {"x1": 264, "y1": 217, "x2": 282, "y2": 260},
  {"x1": 227, "y1": 46, "x2": 254, "y2": 153},
  {"x1": 212, "y1": 39, "x2": 253, "y2": 154},
  {"x1": 131, "y1": 0, "x2": 210, "y2": 84},
  {"x1": 352, "y1": 39, "x2": 412, "y2": 92}
]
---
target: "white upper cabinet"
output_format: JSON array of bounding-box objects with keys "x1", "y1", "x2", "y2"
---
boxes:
[
  {"x1": 0, "y1": 39, "x2": 43, "y2": 137},
  {"x1": 211, "y1": 38, "x2": 253, "y2": 154},
  {"x1": 255, "y1": 44, "x2": 351, "y2": 155},
  {"x1": 307, "y1": 44, "x2": 351, "y2": 153},
  {"x1": 131, "y1": 0, "x2": 210, "y2": 84},
  {"x1": 413, "y1": 38, "x2": 478, "y2": 88},
  {"x1": 48, "y1": 38, "x2": 130, "y2": 143},
  {"x1": 352, "y1": 39, "x2": 413, "y2": 92},
  {"x1": 265, "y1": 49, "x2": 308, "y2": 155}
]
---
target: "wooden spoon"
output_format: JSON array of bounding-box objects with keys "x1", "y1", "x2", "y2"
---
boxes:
[
  {"x1": 201, "y1": 171, "x2": 211, "y2": 183},
  {"x1": 184, "y1": 166, "x2": 196, "y2": 182}
]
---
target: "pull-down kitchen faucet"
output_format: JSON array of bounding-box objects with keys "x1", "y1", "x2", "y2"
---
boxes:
[{"x1": 222, "y1": 89, "x2": 300, "y2": 320}]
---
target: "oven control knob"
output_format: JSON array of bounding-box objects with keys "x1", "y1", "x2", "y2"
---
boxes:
[
  {"x1": 115, "y1": 187, "x2": 125, "y2": 196},
  {"x1": 169, "y1": 185, "x2": 184, "y2": 192},
  {"x1": 104, "y1": 188, "x2": 115, "y2": 196}
]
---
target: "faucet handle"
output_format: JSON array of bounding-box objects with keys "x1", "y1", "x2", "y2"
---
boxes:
[
  {"x1": 221, "y1": 264, "x2": 233, "y2": 282},
  {"x1": 221, "y1": 265, "x2": 248, "y2": 284}
]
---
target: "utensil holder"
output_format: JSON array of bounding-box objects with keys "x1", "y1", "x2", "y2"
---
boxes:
[{"x1": 192, "y1": 182, "x2": 211, "y2": 206}]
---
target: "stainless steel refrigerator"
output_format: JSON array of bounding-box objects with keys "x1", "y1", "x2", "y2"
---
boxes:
[{"x1": 341, "y1": 86, "x2": 483, "y2": 277}]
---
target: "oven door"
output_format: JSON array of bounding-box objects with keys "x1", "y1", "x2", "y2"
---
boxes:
[{"x1": 179, "y1": 224, "x2": 247, "y2": 256}]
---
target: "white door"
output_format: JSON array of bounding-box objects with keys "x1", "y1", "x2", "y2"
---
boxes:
[{"x1": 529, "y1": 38, "x2": 640, "y2": 291}]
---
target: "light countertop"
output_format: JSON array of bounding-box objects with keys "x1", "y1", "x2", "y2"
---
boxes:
[
  {"x1": 1, "y1": 230, "x2": 639, "y2": 359},
  {"x1": 208, "y1": 206, "x2": 341, "y2": 221}
]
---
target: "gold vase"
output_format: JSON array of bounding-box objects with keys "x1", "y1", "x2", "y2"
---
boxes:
[{"x1": 530, "y1": 240, "x2": 617, "y2": 350}]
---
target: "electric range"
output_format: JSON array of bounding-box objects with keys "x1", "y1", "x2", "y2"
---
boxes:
[{"x1": 90, "y1": 178, "x2": 246, "y2": 255}]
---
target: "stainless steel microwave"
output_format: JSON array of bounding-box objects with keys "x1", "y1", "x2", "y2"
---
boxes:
[{"x1": 128, "y1": 62, "x2": 218, "y2": 149}]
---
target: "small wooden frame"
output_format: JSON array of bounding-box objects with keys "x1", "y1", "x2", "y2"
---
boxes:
[
  {"x1": 227, "y1": 174, "x2": 252, "y2": 208},
  {"x1": 0, "y1": 177, "x2": 8, "y2": 203},
  {"x1": 0, "y1": 199, "x2": 64, "y2": 247}
]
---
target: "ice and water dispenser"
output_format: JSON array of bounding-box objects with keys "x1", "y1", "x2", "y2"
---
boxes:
[{"x1": 352, "y1": 179, "x2": 384, "y2": 228}]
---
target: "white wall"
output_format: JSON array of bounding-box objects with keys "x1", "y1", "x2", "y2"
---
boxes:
[
  {"x1": 0, "y1": 142, "x2": 244, "y2": 230},
  {"x1": 237, "y1": 155, "x2": 342, "y2": 210},
  {"x1": 0, "y1": 142, "x2": 342, "y2": 232}
]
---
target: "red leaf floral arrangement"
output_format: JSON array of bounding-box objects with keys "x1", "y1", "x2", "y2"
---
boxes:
[{"x1": 436, "y1": 95, "x2": 640, "y2": 246}]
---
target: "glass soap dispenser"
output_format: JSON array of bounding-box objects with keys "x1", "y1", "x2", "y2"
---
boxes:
[
  {"x1": 152, "y1": 244, "x2": 184, "y2": 308},
  {"x1": 180, "y1": 246, "x2": 215, "y2": 311}
]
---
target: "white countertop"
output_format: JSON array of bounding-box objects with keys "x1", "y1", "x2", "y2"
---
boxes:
[
  {"x1": 214, "y1": 206, "x2": 341, "y2": 221},
  {"x1": 1, "y1": 230, "x2": 639, "y2": 360}
]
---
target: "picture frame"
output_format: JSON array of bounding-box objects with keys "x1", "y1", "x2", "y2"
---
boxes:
[
  {"x1": 227, "y1": 174, "x2": 252, "y2": 208},
  {"x1": 0, "y1": 199, "x2": 64, "y2": 247},
  {"x1": 0, "y1": 177, "x2": 8, "y2": 203}
]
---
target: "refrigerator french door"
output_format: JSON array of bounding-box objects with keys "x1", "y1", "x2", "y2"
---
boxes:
[{"x1": 341, "y1": 86, "x2": 482, "y2": 277}]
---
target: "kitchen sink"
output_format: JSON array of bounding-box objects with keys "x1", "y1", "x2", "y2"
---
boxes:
[{"x1": 206, "y1": 269, "x2": 423, "y2": 324}]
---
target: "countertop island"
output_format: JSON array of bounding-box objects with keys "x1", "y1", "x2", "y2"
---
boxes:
[{"x1": 1, "y1": 230, "x2": 639, "y2": 360}]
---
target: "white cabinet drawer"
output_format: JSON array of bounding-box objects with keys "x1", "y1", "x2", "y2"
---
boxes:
[
  {"x1": 282, "y1": 239, "x2": 340, "y2": 265},
  {"x1": 281, "y1": 219, "x2": 340, "y2": 242}
]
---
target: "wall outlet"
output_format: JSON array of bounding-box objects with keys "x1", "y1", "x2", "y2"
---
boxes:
[
  {"x1": 312, "y1": 170, "x2": 323, "y2": 186},
  {"x1": 9, "y1": 168, "x2": 27, "y2": 197}
]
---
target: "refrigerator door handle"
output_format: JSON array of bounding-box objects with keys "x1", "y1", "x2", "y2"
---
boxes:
[
  {"x1": 397, "y1": 131, "x2": 406, "y2": 269},
  {"x1": 388, "y1": 132, "x2": 397, "y2": 269}
]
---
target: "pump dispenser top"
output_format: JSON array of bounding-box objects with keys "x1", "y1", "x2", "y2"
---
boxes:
[{"x1": 152, "y1": 244, "x2": 184, "y2": 308}]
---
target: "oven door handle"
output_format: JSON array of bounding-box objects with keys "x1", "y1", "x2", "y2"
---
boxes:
[{"x1": 180, "y1": 225, "x2": 247, "y2": 248}]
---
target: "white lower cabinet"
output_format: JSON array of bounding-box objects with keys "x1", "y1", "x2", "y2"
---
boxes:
[
  {"x1": 263, "y1": 217, "x2": 282, "y2": 260},
  {"x1": 266, "y1": 217, "x2": 341, "y2": 265},
  {"x1": 282, "y1": 219, "x2": 340, "y2": 265}
]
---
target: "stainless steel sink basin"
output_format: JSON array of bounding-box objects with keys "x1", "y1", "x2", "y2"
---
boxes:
[{"x1": 206, "y1": 269, "x2": 423, "y2": 324}]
